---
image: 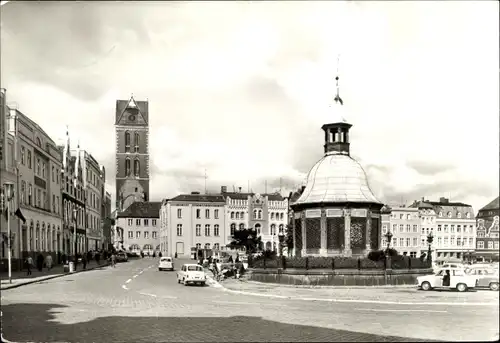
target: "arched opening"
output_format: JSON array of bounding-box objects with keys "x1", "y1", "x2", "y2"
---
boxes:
[
  {"x1": 265, "y1": 241, "x2": 272, "y2": 251},
  {"x1": 134, "y1": 159, "x2": 140, "y2": 177},
  {"x1": 125, "y1": 158, "x2": 131, "y2": 176},
  {"x1": 230, "y1": 223, "x2": 236, "y2": 236},
  {"x1": 255, "y1": 223, "x2": 261, "y2": 236},
  {"x1": 239, "y1": 223, "x2": 245, "y2": 230},
  {"x1": 134, "y1": 132, "x2": 140, "y2": 153},
  {"x1": 125, "y1": 131, "x2": 131, "y2": 152}
]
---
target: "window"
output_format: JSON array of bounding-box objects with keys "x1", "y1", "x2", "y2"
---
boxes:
[
  {"x1": 413, "y1": 237, "x2": 418, "y2": 247},
  {"x1": 204, "y1": 243, "x2": 210, "y2": 250},
  {"x1": 413, "y1": 225, "x2": 417, "y2": 232},
  {"x1": 477, "y1": 241, "x2": 484, "y2": 249},
  {"x1": 125, "y1": 158, "x2": 131, "y2": 176},
  {"x1": 125, "y1": 131, "x2": 131, "y2": 152},
  {"x1": 36, "y1": 158, "x2": 41, "y2": 175},
  {"x1": 253, "y1": 210, "x2": 257, "y2": 219},
  {"x1": 205, "y1": 209, "x2": 210, "y2": 219},
  {"x1": 20, "y1": 181, "x2": 26, "y2": 204},
  {"x1": 144, "y1": 231, "x2": 149, "y2": 239},
  {"x1": 214, "y1": 224, "x2": 220, "y2": 236},
  {"x1": 42, "y1": 162, "x2": 46, "y2": 178},
  {"x1": 128, "y1": 219, "x2": 133, "y2": 226},
  {"x1": 37, "y1": 189, "x2": 41, "y2": 207},
  {"x1": 235, "y1": 212, "x2": 240, "y2": 219},
  {"x1": 52, "y1": 194, "x2": 56, "y2": 212},
  {"x1": 240, "y1": 212, "x2": 244, "y2": 220},
  {"x1": 176, "y1": 224, "x2": 182, "y2": 236},
  {"x1": 393, "y1": 237, "x2": 398, "y2": 247},
  {"x1": 27, "y1": 151, "x2": 32, "y2": 169},
  {"x1": 134, "y1": 132, "x2": 140, "y2": 153},
  {"x1": 451, "y1": 237, "x2": 455, "y2": 246},
  {"x1": 239, "y1": 223, "x2": 245, "y2": 230},
  {"x1": 444, "y1": 225, "x2": 448, "y2": 233},
  {"x1": 136, "y1": 231, "x2": 141, "y2": 239},
  {"x1": 400, "y1": 214, "x2": 404, "y2": 219},
  {"x1": 393, "y1": 224, "x2": 397, "y2": 231},
  {"x1": 494, "y1": 242, "x2": 499, "y2": 249},
  {"x1": 444, "y1": 237, "x2": 449, "y2": 246},
  {"x1": 196, "y1": 209, "x2": 201, "y2": 219},
  {"x1": 451, "y1": 225, "x2": 455, "y2": 233},
  {"x1": 214, "y1": 209, "x2": 219, "y2": 219},
  {"x1": 152, "y1": 219, "x2": 157, "y2": 226},
  {"x1": 271, "y1": 213, "x2": 275, "y2": 220},
  {"x1": 447, "y1": 212, "x2": 452, "y2": 218},
  {"x1": 21, "y1": 146, "x2": 25, "y2": 165},
  {"x1": 399, "y1": 224, "x2": 403, "y2": 232},
  {"x1": 437, "y1": 237, "x2": 442, "y2": 246},
  {"x1": 144, "y1": 219, "x2": 149, "y2": 226},
  {"x1": 488, "y1": 241, "x2": 493, "y2": 249},
  {"x1": 136, "y1": 219, "x2": 141, "y2": 226},
  {"x1": 382, "y1": 225, "x2": 387, "y2": 234},
  {"x1": 468, "y1": 238, "x2": 473, "y2": 246},
  {"x1": 437, "y1": 225, "x2": 442, "y2": 232},
  {"x1": 196, "y1": 243, "x2": 202, "y2": 250},
  {"x1": 466, "y1": 212, "x2": 470, "y2": 218},
  {"x1": 196, "y1": 224, "x2": 201, "y2": 236},
  {"x1": 406, "y1": 238, "x2": 410, "y2": 247},
  {"x1": 279, "y1": 224, "x2": 284, "y2": 234},
  {"x1": 213, "y1": 243, "x2": 220, "y2": 250},
  {"x1": 255, "y1": 224, "x2": 261, "y2": 235},
  {"x1": 258, "y1": 210, "x2": 262, "y2": 220},
  {"x1": 128, "y1": 231, "x2": 133, "y2": 238},
  {"x1": 406, "y1": 224, "x2": 411, "y2": 232},
  {"x1": 421, "y1": 238, "x2": 425, "y2": 247},
  {"x1": 177, "y1": 209, "x2": 182, "y2": 219},
  {"x1": 270, "y1": 224, "x2": 276, "y2": 235},
  {"x1": 457, "y1": 212, "x2": 462, "y2": 218},
  {"x1": 230, "y1": 223, "x2": 236, "y2": 236},
  {"x1": 457, "y1": 237, "x2": 461, "y2": 246},
  {"x1": 134, "y1": 159, "x2": 140, "y2": 177},
  {"x1": 410, "y1": 252, "x2": 417, "y2": 258},
  {"x1": 407, "y1": 214, "x2": 411, "y2": 220},
  {"x1": 205, "y1": 224, "x2": 210, "y2": 236}
]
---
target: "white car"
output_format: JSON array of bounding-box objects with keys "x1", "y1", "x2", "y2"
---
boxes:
[
  {"x1": 417, "y1": 268, "x2": 478, "y2": 292},
  {"x1": 177, "y1": 264, "x2": 207, "y2": 286},
  {"x1": 158, "y1": 257, "x2": 174, "y2": 271}
]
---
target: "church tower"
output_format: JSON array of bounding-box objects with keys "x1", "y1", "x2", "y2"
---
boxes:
[{"x1": 115, "y1": 95, "x2": 150, "y2": 211}]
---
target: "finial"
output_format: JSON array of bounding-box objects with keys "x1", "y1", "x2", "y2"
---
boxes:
[
  {"x1": 66, "y1": 125, "x2": 69, "y2": 135},
  {"x1": 77, "y1": 139, "x2": 80, "y2": 148},
  {"x1": 131, "y1": 93, "x2": 134, "y2": 98},
  {"x1": 334, "y1": 54, "x2": 343, "y2": 106}
]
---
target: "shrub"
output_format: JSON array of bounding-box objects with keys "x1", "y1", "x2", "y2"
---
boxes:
[
  {"x1": 386, "y1": 248, "x2": 399, "y2": 257},
  {"x1": 410, "y1": 257, "x2": 430, "y2": 269},
  {"x1": 360, "y1": 258, "x2": 384, "y2": 269},
  {"x1": 391, "y1": 255, "x2": 408, "y2": 269},
  {"x1": 333, "y1": 257, "x2": 359, "y2": 269},
  {"x1": 285, "y1": 257, "x2": 307, "y2": 269},
  {"x1": 308, "y1": 257, "x2": 333, "y2": 269},
  {"x1": 367, "y1": 250, "x2": 386, "y2": 261}
]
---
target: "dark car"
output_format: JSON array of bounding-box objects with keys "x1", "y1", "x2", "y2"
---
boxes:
[{"x1": 116, "y1": 252, "x2": 128, "y2": 263}]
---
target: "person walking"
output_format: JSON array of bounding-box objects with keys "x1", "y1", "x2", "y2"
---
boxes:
[
  {"x1": 82, "y1": 254, "x2": 87, "y2": 270},
  {"x1": 26, "y1": 256, "x2": 33, "y2": 276},
  {"x1": 111, "y1": 253, "x2": 116, "y2": 268},
  {"x1": 95, "y1": 251, "x2": 101, "y2": 265},
  {"x1": 36, "y1": 253, "x2": 44, "y2": 272},
  {"x1": 45, "y1": 254, "x2": 53, "y2": 271}
]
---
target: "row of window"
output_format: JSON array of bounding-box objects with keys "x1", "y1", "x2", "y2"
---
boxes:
[
  {"x1": 384, "y1": 237, "x2": 477, "y2": 248},
  {"x1": 392, "y1": 213, "x2": 418, "y2": 220},
  {"x1": 124, "y1": 131, "x2": 140, "y2": 153},
  {"x1": 124, "y1": 158, "x2": 141, "y2": 177},
  {"x1": 229, "y1": 223, "x2": 284, "y2": 236},
  {"x1": 126, "y1": 219, "x2": 158, "y2": 227},
  {"x1": 194, "y1": 209, "x2": 220, "y2": 219},
  {"x1": 127, "y1": 231, "x2": 158, "y2": 239},
  {"x1": 433, "y1": 237, "x2": 475, "y2": 247},
  {"x1": 194, "y1": 224, "x2": 220, "y2": 237},
  {"x1": 477, "y1": 241, "x2": 499, "y2": 249},
  {"x1": 438, "y1": 211, "x2": 471, "y2": 219},
  {"x1": 436, "y1": 224, "x2": 473, "y2": 234},
  {"x1": 195, "y1": 243, "x2": 220, "y2": 250}
]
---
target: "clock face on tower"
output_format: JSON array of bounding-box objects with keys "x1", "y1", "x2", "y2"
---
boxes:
[{"x1": 128, "y1": 114, "x2": 136, "y2": 122}]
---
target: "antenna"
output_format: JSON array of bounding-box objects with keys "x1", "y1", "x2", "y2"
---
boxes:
[
  {"x1": 204, "y1": 169, "x2": 207, "y2": 194},
  {"x1": 279, "y1": 177, "x2": 282, "y2": 193},
  {"x1": 248, "y1": 180, "x2": 250, "y2": 193},
  {"x1": 265, "y1": 180, "x2": 268, "y2": 194}
]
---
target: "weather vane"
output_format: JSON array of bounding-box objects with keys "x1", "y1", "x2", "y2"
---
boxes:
[{"x1": 333, "y1": 54, "x2": 343, "y2": 106}]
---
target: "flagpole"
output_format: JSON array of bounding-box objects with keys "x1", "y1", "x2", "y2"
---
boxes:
[{"x1": 7, "y1": 198, "x2": 11, "y2": 283}]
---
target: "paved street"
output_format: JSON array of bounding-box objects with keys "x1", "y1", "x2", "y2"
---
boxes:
[{"x1": 2, "y1": 258, "x2": 499, "y2": 342}]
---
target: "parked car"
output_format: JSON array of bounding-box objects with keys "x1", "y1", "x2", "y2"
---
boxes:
[
  {"x1": 177, "y1": 264, "x2": 206, "y2": 286},
  {"x1": 465, "y1": 267, "x2": 499, "y2": 291},
  {"x1": 158, "y1": 257, "x2": 174, "y2": 271},
  {"x1": 116, "y1": 252, "x2": 128, "y2": 263},
  {"x1": 441, "y1": 263, "x2": 464, "y2": 269},
  {"x1": 417, "y1": 268, "x2": 478, "y2": 292}
]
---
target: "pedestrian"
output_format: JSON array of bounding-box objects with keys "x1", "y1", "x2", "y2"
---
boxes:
[
  {"x1": 111, "y1": 253, "x2": 116, "y2": 268},
  {"x1": 159, "y1": 251, "x2": 162, "y2": 258},
  {"x1": 36, "y1": 253, "x2": 44, "y2": 272},
  {"x1": 82, "y1": 254, "x2": 87, "y2": 269},
  {"x1": 45, "y1": 254, "x2": 53, "y2": 271},
  {"x1": 26, "y1": 256, "x2": 33, "y2": 276},
  {"x1": 96, "y1": 251, "x2": 101, "y2": 265},
  {"x1": 174, "y1": 252, "x2": 178, "y2": 259}
]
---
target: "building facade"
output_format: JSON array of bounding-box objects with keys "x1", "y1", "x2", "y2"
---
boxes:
[
  {"x1": 102, "y1": 190, "x2": 112, "y2": 250},
  {"x1": 475, "y1": 197, "x2": 499, "y2": 262},
  {"x1": 1, "y1": 101, "x2": 64, "y2": 270},
  {"x1": 59, "y1": 132, "x2": 86, "y2": 257},
  {"x1": 116, "y1": 201, "x2": 161, "y2": 255},
  {"x1": 381, "y1": 206, "x2": 421, "y2": 258},
  {"x1": 115, "y1": 95, "x2": 150, "y2": 212},
  {"x1": 411, "y1": 197, "x2": 476, "y2": 262},
  {"x1": 82, "y1": 150, "x2": 105, "y2": 250},
  {"x1": 162, "y1": 193, "x2": 227, "y2": 258}
]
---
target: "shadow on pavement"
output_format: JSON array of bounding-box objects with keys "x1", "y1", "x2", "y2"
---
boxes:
[{"x1": 2, "y1": 303, "x2": 441, "y2": 343}]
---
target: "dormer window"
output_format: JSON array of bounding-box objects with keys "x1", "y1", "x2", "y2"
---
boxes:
[
  {"x1": 457, "y1": 212, "x2": 462, "y2": 218},
  {"x1": 465, "y1": 212, "x2": 470, "y2": 218},
  {"x1": 447, "y1": 212, "x2": 452, "y2": 218},
  {"x1": 439, "y1": 212, "x2": 443, "y2": 217}
]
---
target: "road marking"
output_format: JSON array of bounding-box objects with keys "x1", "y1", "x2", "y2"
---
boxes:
[
  {"x1": 139, "y1": 292, "x2": 157, "y2": 297},
  {"x1": 355, "y1": 308, "x2": 448, "y2": 313},
  {"x1": 122, "y1": 285, "x2": 129, "y2": 290},
  {"x1": 125, "y1": 279, "x2": 132, "y2": 284},
  {"x1": 222, "y1": 288, "x2": 497, "y2": 306},
  {"x1": 212, "y1": 300, "x2": 256, "y2": 305},
  {"x1": 133, "y1": 275, "x2": 138, "y2": 278}
]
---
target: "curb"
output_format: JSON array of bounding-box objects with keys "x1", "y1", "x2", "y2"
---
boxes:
[
  {"x1": 241, "y1": 280, "x2": 417, "y2": 289},
  {"x1": 0, "y1": 263, "x2": 110, "y2": 290}
]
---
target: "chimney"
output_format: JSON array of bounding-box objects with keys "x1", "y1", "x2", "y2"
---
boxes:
[
  {"x1": 221, "y1": 186, "x2": 227, "y2": 193},
  {"x1": 439, "y1": 197, "x2": 449, "y2": 204},
  {"x1": 191, "y1": 191, "x2": 200, "y2": 195},
  {"x1": 238, "y1": 187, "x2": 242, "y2": 193}
]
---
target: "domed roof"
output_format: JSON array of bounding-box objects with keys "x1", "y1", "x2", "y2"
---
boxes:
[{"x1": 293, "y1": 154, "x2": 382, "y2": 206}]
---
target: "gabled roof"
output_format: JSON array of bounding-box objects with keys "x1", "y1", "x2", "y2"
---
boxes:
[
  {"x1": 222, "y1": 192, "x2": 253, "y2": 200},
  {"x1": 117, "y1": 201, "x2": 161, "y2": 218},
  {"x1": 170, "y1": 194, "x2": 226, "y2": 203},
  {"x1": 480, "y1": 197, "x2": 499, "y2": 211},
  {"x1": 115, "y1": 96, "x2": 149, "y2": 125}
]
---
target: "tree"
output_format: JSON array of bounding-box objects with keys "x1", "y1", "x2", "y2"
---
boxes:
[
  {"x1": 226, "y1": 228, "x2": 262, "y2": 255},
  {"x1": 285, "y1": 224, "x2": 294, "y2": 256}
]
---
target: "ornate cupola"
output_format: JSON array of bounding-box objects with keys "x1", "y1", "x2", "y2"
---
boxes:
[{"x1": 321, "y1": 75, "x2": 352, "y2": 156}]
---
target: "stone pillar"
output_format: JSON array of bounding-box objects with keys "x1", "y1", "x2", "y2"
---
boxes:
[
  {"x1": 27, "y1": 225, "x2": 31, "y2": 251},
  {"x1": 292, "y1": 213, "x2": 296, "y2": 257},
  {"x1": 365, "y1": 209, "x2": 372, "y2": 253},
  {"x1": 320, "y1": 208, "x2": 327, "y2": 256},
  {"x1": 343, "y1": 209, "x2": 352, "y2": 257},
  {"x1": 301, "y1": 213, "x2": 307, "y2": 257}
]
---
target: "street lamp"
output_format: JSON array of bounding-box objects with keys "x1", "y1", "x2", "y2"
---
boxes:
[
  {"x1": 278, "y1": 228, "x2": 285, "y2": 257},
  {"x1": 427, "y1": 230, "x2": 434, "y2": 263},
  {"x1": 384, "y1": 230, "x2": 393, "y2": 255},
  {"x1": 2, "y1": 182, "x2": 15, "y2": 284}
]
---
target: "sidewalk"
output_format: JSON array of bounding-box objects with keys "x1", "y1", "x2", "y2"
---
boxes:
[{"x1": 0, "y1": 260, "x2": 109, "y2": 290}]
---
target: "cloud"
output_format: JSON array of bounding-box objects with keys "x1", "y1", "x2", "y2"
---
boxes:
[{"x1": 1, "y1": 1, "x2": 498, "y2": 213}]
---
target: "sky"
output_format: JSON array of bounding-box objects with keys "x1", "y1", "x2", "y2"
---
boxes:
[{"x1": 1, "y1": 1, "x2": 499, "y2": 213}]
